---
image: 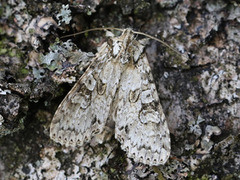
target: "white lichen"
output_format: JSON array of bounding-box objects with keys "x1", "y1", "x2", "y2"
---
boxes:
[
  {"x1": 56, "y1": 4, "x2": 72, "y2": 25},
  {"x1": 188, "y1": 115, "x2": 205, "y2": 137},
  {"x1": 201, "y1": 64, "x2": 240, "y2": 104}
]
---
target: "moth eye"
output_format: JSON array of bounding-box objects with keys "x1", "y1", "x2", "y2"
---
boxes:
[
  {"x1": 97, "y1": 79, "x2": 107, "y2": 95},
  {"x1": 129, "y1": 89, "x2": 140, "y2": 103}
]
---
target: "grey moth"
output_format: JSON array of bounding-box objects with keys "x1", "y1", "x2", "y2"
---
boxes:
[{"x1": 50, "y1": 29, "x2": 171, "y2": 166}]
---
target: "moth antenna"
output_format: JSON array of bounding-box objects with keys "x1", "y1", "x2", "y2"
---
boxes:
[
  {"x1": 132, "y1": 30, "x2": 189, "y2": 61},
  {"x1": 61, "y1": 27, "x2": 188, "y2": 62},
  {"x1": 60, "y1": 27, "x2": 124, "y2": 39}
]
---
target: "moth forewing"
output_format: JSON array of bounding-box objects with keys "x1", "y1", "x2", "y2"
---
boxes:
[
  {"x1": 50, "y1": 28, "x2": 171, "y2": 166},
  {"x1": 112, "y1": 40, "x2": 170, "y2": 165},
  {"x1": 50, "y1": 39, "x2": 121, "y2": 148}
]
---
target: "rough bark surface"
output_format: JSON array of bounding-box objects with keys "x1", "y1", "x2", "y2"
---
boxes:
[{"x1": 0, "y1": 0, "x2": 239, "y2": 179}]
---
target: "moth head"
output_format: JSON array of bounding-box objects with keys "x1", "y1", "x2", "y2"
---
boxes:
[
  {"x1": 122, "y1": 29, "x2": 134, "y2": 42},
  {"x1": 119, "y1": 29, "x2": 135, "y2": 51}
]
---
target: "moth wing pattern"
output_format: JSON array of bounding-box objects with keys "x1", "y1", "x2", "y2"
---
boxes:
[
  {"x1": 50, "y1": 41, "x2": 122, "y2": 147},
  {"x1": 112, "y1": 35, "x2": 171, "y2": 166},
  {"x1": 50, "y1": 29, "x2": 171, "y2": 166}
]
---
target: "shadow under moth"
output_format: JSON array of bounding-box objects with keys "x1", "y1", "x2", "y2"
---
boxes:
[{"x1": 50, "y1": 28, "x2": 171, "y2": 166}]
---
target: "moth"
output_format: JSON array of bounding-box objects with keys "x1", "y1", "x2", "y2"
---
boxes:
[{"x1": 50, "y1": 28, "x2": 171, "y2": 166}]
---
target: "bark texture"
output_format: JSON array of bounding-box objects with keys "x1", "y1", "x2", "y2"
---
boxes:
[{"x1": 0, "y1": 0, "x2": 239, "y2": 179}]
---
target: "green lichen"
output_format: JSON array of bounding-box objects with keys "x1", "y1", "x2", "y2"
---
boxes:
[
  {"x1": 8, "y1": 49, "x2": 17, "y2": 57},
  {"x1": 0, "y1": 38, "x2": 24, "y2": 58},
  {"x1": 152, "y1": 166, "x2": 166, "y2": 180},
  {"x1": 0, "y1": 36, "x2": 29, "y2": 80},
  {"x1": 0, "y1": 38, "x2": 8, "y2": 55},
  {"x1": 87, "y1": 9, "x2": 92, "y2": 16},
  {"x1": 191, "y1": 76, "x2": 199, "y2": 82},
  {"x1": 198, "y1": 175, "x2": 208, "y2": 180},
  {"x1": 133, "y1": 1, "x2": 151, "y2": 15},
  {"x1": 28, "y1": 28, "x2": 35, "y2": 35},
  {"x1": 166, "y1": 49, "x2": 190, "y2": 69},
  {"x1": 0, "y1": 48, "x2": 7, "y2": 55},
  {"x1": 156, "y1": 12, "x2": 165, "y2": 22},
  {"x1": 19, "y1": 67, "x2": 29, "y2": 77}
]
